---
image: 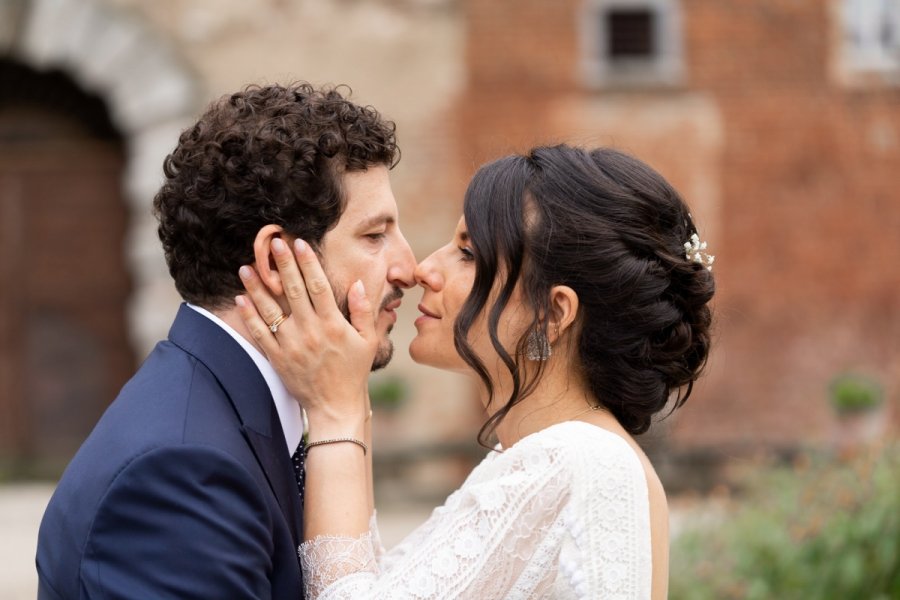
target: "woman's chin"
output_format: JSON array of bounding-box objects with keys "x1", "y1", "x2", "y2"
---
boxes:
[
  {"x1": 408, "y1": 337, "x2": 432, "y2": 366},
  {"x1": 409, "y1": 337, "x2": 456, "y2": 371}
]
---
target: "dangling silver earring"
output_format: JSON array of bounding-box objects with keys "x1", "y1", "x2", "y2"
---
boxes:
[{"x1": 526, "y1": 330, "x2": 552, "y2": 361}]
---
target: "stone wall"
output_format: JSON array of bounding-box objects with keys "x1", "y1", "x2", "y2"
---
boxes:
[{"x1": 2, "y1": 0, "x2": 482, "y2": 460}]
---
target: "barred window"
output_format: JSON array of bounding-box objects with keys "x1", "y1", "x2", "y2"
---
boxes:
[
  {"x1": 580, "y1": 0, "x2": 683, "y2": 88},
  {"x1": 607, "y1": 9, "x2": 656, "y2": 59},
  {"x1": 841, "y1": 0, "x2": 900, "y2": 73}
]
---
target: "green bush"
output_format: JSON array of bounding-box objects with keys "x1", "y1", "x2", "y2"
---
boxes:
[
  {"x1": 670, "y1": 444, "x2": 900, "y2": 600},
  {"x1": 368, "y1": 375, "x2": 409, "y2": 412},
  {"x1": 829, "y1": 373, "x2": 884, "y2": 414}
]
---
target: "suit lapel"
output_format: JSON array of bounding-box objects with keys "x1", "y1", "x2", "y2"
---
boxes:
[
  {"x1": 168, "y1": 305, "x2": 303, "y2": 551},
  {"x1": 241, "y1": 422, "x2": 303, "y2": 550}
]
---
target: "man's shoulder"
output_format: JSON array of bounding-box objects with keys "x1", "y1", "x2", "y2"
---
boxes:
[
  {"x1": 36, "y1": 313, "x2": 271, "y2": 568},
  {"x1": 126, "y1": 338, "x2": 228, "y2": 406},
  {"x1": 48, "y1": 338, "x2": 249, "y2": 503},
  {"x1": 37, "y1": 442, "x2": 284, "y2": 598},
  {"x1": 36, "y1": 344, "x2": 263, "y2": 589}
]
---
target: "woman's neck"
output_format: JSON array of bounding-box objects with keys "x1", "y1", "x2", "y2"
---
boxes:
[{"x1": 480, "y1": 361, "x2": 610, "y2": 448}]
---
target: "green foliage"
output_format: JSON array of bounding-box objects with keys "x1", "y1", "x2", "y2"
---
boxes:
[
  {"x1": 368, "y1": 375, "x2": 409, "y2": 411},
  {"x1": 829, "y1": 372, "x2": 884, "y2": 414},
  {"x1": 670, "y1": 444, "x2": 900, "y2": 600}
]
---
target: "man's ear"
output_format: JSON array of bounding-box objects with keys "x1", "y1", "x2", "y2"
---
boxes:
[
  {"x1": 548, "y1": 285, "x2": 579, "y2": 343},
  {"x1": 252, "y1": 224, "x2": 288, "y2": 296}
]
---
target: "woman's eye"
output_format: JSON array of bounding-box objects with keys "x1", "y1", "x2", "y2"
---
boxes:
[
  {"x1": 366, "y1": 233, "x2": 386, "y2": 241},
  {"x1": 459, "y1": 246, "x2": 474, "y2": 262}
]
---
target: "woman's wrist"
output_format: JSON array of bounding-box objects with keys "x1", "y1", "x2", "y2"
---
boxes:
[
  {"x1": 305, "y1": 437, "x2": 368, "y2": 455},
  {"x1": 303, "y1": 392, "x2": 368, "y2": 432},
  {"x1": 305, "y1": 412, "x2": 366, "y2": 441}
]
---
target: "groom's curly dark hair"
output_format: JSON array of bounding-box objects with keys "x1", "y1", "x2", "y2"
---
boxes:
[{"x1": 152, "y1": 82, "x2": 399, "y2": 308}]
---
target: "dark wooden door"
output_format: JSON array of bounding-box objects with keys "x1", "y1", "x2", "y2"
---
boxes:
[{"x1": 0, "y1": 108, "x2": 133, "y2": 472}]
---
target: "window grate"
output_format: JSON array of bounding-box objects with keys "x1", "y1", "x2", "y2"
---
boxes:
[{"x1": 607, "y1": 9, "x2": 656, "y2": 59}]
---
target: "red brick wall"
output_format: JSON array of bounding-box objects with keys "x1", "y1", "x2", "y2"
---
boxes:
[
  {"x1": 682, "y1": 0, "x2": 899, "y2": 447},
  {"x1": 457, "y1": 0, "x2": 900, "y2": 451}
]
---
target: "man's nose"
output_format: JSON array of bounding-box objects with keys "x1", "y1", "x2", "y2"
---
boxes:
[{"x1": 388, "y1": 233, "x2": 417, "y2": 289}]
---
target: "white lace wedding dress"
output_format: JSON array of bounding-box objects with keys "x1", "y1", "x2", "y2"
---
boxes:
[{"x1": 299, "y1": 421, "x2": 652, "y2": 599}]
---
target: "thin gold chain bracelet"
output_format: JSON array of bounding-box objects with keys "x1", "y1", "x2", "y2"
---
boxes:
[{"x1": 305, "y1": 437, "x2": 368, "y2": 456}]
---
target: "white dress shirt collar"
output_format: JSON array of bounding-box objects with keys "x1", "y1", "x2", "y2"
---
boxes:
[{"x1": 187, "y1": 303, "x2": 303, "y2": 454}]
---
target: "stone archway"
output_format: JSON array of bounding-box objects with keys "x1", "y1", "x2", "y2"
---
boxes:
[{"x1": 1, "y1": 0, "x2": 200, "y2": 357}]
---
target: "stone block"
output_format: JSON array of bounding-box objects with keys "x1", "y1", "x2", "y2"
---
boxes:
[
  {"x1": 123, "y1": 211, "x2": 165, "y2": 274},
  {"x1": 16, "y1": 0, "x2": 82, "y2": 68},
  {"x1": 107, "y1": 49, "x2": 196, "y2": 133},
  {"x1": 124, "y1": 117, "x2": 193, "y2": 208},
  {"x1": 0, "y1": 0, "x2": 27, "y2": 55},
  {"x1": 65, "y1": 5, "x2": 145, "y2": 94},
  {"x1": 127, "y1": 276, "x2": 181, "y2": 359}
]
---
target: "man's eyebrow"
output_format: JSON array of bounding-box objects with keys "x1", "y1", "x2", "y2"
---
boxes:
[{"x1": 356, "y1": 213, "x2": 395, "y2": 230}]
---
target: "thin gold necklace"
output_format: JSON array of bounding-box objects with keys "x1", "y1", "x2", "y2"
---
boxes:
[{"x1": 571, "y1": 403, "x2": 601, "y2": 420}]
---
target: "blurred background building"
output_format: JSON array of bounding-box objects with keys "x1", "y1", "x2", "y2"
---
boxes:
[
  {"x1": 2, "y1": 0, "x2": 900, "y2": 597},
  {"x1": 1, "y1": 0, "x2": 898, "y2": 494}
]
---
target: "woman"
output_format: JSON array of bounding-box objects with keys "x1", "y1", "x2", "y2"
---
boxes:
[{"x1": 236, "y1": 144, "x2": 715, "y2": 598}]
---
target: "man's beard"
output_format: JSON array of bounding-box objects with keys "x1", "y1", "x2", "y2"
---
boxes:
[{"x1": 334, "y1": 284, "x2": 403, "y2": 371}]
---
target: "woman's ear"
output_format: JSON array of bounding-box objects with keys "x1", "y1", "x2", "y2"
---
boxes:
[
  {"x1": 252, "y1": 224, "x2": 287, "y2": 296},
  {"x1": 548, "y1": 285, "x2": 579, "y2": 342}
]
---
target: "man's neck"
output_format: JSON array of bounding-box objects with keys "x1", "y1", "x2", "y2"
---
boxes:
[
  {"x1": 190, "y1": 302, "x2": 304, "y2": 453},
  {"x1": 208, "y1": 305, "x2": 267, "y2": 356}
]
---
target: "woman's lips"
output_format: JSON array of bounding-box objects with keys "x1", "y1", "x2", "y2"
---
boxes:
[
  {"x1": 417, "y1": 304, "x2": 440, "y2": 319},
  {"x1": 415, "y1": 303, "x2": 440, "y2": 327}
]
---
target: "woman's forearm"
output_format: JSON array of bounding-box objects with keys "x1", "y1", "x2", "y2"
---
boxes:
[
  {"x1": 366, "y1": 413, "x2": 374, "y2": 517},
  {"x1": 303, "y1": 415, "x2": 370, "y2": 540}
]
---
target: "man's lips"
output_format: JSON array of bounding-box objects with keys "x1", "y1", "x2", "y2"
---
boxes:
[
  {"x1": 383, "y1": 298, "x2": 403, "y2": 312},
  {"x1": 380, "y1": 288, "x2": 404, "y2": 313}
]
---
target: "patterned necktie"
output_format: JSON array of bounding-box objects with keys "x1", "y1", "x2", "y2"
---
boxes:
[{"x1": 291, "y1": 438, "x2": 306, "y2": 504}]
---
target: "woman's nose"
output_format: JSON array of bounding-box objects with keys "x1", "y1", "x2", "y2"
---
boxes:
[{"x1": 414, "y1": 251, "x2": 442, "y2": 290}]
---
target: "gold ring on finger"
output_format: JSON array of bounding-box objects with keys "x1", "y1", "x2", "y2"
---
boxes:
[{"x1": 268, "y1": 313, "x2": 288, "y2": 334}]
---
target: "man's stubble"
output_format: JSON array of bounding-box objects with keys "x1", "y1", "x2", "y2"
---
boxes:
[{"x1": 331, "y1": 281, "x2": 403, "y2": 372}]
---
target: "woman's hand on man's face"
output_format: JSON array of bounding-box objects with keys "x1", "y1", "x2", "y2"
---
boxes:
[{"x1": 236, "y1": 237, "x2": 375, "y2": 431}]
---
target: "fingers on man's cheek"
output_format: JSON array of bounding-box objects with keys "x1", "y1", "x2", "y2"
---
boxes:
[{"x1": 285, "y1": 281, "x2": 306, "y2": 301}]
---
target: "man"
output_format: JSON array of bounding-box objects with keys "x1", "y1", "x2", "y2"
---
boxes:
[{"x1": 36, "y1": 82, "x2": 416, "y2": 599}]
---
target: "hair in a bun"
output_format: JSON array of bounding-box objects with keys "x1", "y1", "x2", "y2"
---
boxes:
[{"x1": 456, "y1": 145, "x2": 715, "y2": 446}]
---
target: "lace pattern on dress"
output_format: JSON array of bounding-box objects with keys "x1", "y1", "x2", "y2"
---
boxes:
[
  {"x1": 297, "y1": 422, "x2": 652, "y2": 599},
  {"x1": 299, "y1": 532, "x2": 378, "y2": 598}
]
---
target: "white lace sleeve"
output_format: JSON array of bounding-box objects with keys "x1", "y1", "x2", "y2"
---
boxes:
[
  {"x1": 298, "y1": 531, "x2": 378, "y2": 598},
  {"x1": 369, "y1": 511, "x2": 386, "y2": 564},
  {"x1": 297, "y1": 440, "x2": 571, "y2": 599},
  {"x1": 296, "y1": 511, "x2": 386, "y2": 598},
  {"x1": 557, "y1": 424, "x2": 653, "y2": 599}
]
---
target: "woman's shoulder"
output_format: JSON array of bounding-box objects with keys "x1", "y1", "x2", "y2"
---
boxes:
[
  {"x1": 450, "y1": 422, "x2": 649, "y2": 522},
  {"x1": 461, "y1": 423, "x2": 579, "y2": 487},
  {"x1": 485, "y1": 421, "x2": 644, "y2": 480},
  {"x1": 519, "y1": 422, "x2": 649, "y2": 489},
  {"x1": 519, "y1": 420, "x2": 641, "y2": 459}
]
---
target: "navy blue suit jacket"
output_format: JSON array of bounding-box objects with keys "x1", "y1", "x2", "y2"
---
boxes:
[{"x1": 36, "y1": 305, "x2": 305, "y2": 599}]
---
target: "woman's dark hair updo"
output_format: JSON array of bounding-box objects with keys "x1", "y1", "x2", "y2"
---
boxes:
[{"x1": 455, "y1": 145, "x2": 715, "y2": 446}]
